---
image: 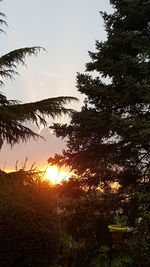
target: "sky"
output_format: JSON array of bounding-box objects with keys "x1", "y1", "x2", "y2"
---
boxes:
[{"x1": 0, "y1": 0, "x2": 112, "y2": 170}]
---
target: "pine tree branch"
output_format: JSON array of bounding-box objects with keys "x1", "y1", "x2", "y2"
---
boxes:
[{"x1": 0, "y1": 47, "x2": 44, "y2": 84}]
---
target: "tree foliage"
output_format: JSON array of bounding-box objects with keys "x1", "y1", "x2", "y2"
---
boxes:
[
  {"x1": 0, "y1": 4, "x2": 77, "y2": 148},
  {"x1": 48, "y1": 1, "x2": 150, "y2": 265},
  {"x1": 0, "y1": 170, "x2": 61, "y2": 267},
  {"x1": 49, "y1": 0, "x2": 150, "y2": 187}
]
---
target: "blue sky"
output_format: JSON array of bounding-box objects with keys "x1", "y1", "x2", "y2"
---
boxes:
[{"x1": 0, "y1": 0, "x2": 112, "y2": 170}]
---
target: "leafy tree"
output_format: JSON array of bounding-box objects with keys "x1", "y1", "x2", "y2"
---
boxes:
[
  {"x1": 0, "y1": 171, "x2": 61, "y2": 267},
  {"x1": 53, "y1": 180, "x2": 120, "y2": 267},
  {"x1": 112, "y1": 183, "x2": 150, "y2": 267},
  {"x1": 0, "y1": 4, "x2": 77, "y2": 148},
  {"x1": 49, "y1": 0, "x2": 150, "y2": 187}
]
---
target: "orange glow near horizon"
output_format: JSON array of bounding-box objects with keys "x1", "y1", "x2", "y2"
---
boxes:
[
  {"x1": 43, "y1": 166, "x2": 71, "y2": 185},
  {"x1": 2, "y1": 167, "x2": 120, "y2": 189},
  {"x1": 3, "y1": 166, "x2": 72, "y2": 185}
]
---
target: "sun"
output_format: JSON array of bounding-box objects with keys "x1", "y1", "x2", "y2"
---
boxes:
[{"x1": 43, "y1": 166, "x2": 71, "y2": 185}]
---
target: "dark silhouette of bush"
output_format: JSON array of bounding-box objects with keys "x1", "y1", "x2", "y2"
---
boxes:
[{"x1": 0, "y1": 174, "x2": 60, "y2": 267}]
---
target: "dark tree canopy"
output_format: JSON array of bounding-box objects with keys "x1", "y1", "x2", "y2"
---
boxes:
[
  {"x1": 0, "y1": 5, "x2": 77, "y2": 148},
  {"x1": 49, "y1": 0, "x2": 150, "y2": 187}
]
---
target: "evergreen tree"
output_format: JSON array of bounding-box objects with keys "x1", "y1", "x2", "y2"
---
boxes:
[
  {"x1": 0, "y1": 4, "x2": 77, "y2": 148},
  {"x1": 49, "y1": 0, "x2": 150, "y2": 187}
]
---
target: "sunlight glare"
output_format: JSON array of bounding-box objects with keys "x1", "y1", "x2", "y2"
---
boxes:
[
  {"x1": 44, "y1": 166, "x2": 71, "y2": 184},
  {"x1": 110, "y1": 182, "x2": 121, "y2": 191}
]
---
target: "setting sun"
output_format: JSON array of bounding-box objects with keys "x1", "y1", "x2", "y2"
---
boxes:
[{"x1": 43, "y1": 166, "x2": 71, "y2": 185}]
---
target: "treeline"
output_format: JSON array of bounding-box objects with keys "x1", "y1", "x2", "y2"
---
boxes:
[{"x1": 0, "y1": 170, "x2": 149, "y2": 266}]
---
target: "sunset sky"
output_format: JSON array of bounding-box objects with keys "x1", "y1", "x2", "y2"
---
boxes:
[{"x1": 0, "y1": 0, "x2": 112, "y2": 170}]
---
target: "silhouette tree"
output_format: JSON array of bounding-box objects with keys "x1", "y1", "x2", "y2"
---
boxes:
[
  {"x1": 49, "y1": 0, "x2": 150, "y2": 187},
  {"x1": 0, "y1": 5, "x2": 77, "y2": 147}
]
